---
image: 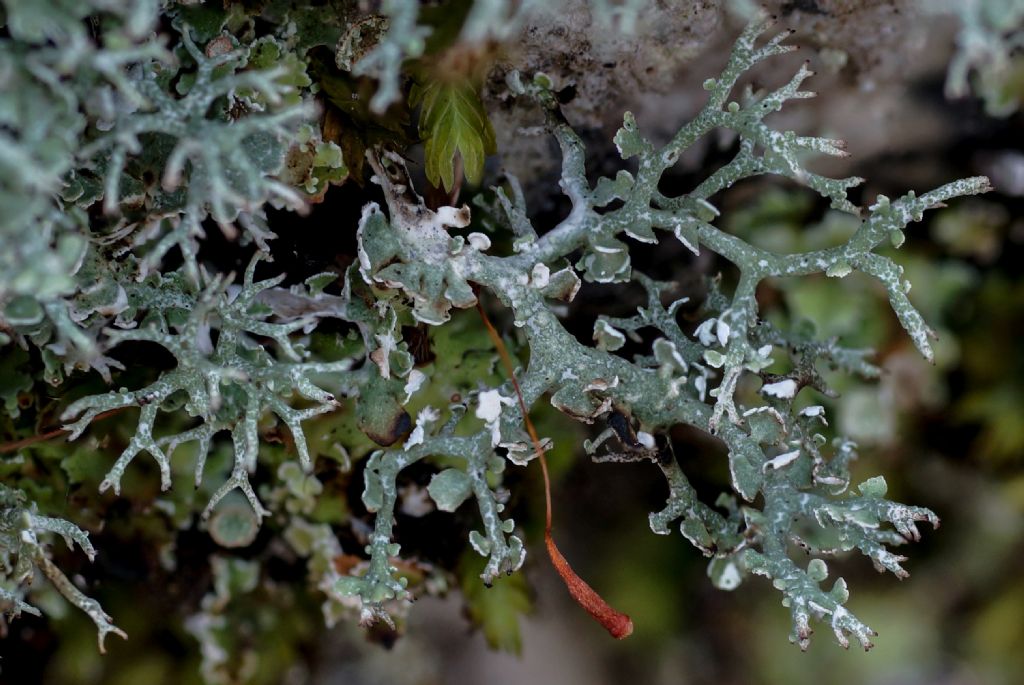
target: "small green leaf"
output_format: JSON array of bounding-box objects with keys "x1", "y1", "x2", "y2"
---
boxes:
[{"x1": 412, "y1": 78, "x2": 496, "y2": 191}]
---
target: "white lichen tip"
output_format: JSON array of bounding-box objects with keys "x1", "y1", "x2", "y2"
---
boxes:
[
  {"x1": 763, "y1": 449, "x2": 801, "y2": 472},
  {"x1": 476, "y1": 389, "x2": 514, "y2": 446},
  {"x1": 467, "y1": 232, "x2": 491, "y2": 251},
  {"x1": 761, "y1": 378, "x2": 798, "y2": 399},
  {"x1": 531, "y1": 262, "x2": 550, "y2": 288}
]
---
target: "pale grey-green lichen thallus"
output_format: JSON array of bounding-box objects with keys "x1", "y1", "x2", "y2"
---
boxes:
[
  {"x1": 924, "y1": 0, "x2": 1024, "y2": 117},
  {"x1": 61, "y1": 253, "x2": 352, "y2": 520},
  {"x1": 0, "y1": 485, "x2": 126, "y2": 652},
  {"x1": 346, "y1": 15, "x2": 988, "y2": 649}
]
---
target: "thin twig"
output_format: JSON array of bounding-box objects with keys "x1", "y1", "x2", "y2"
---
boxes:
[
  {"x1": 0, "y1": 408, "x2": 128, "y2": 455},
  {"x1": 476, "y1": 298, "x2": 633, "y2": 639}
]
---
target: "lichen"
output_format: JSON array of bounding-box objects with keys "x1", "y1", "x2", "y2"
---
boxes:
[
  {"x1": 0, "y1": 484, "x2": 125, "y2": 652},
  {"x1": 926, "y1": 0, "x2": 1024, "y2": 116},
  {"x1": 0, "y1": 0, "x2": 994, "y2": 665},
  {"x1": 340, "y1": 16, "x2": 988, "y2": 649}
]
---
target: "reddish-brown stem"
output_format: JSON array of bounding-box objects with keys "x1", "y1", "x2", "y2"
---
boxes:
[
  {"x1": 0, "y1": 408, "x2": 128, "y2": 455},
  {"x1": 476, "y1": 300, "x2": 633, "y2": 639}
]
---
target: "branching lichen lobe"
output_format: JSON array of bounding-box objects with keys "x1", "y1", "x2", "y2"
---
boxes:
[{"x1": 345, "y1": 15, "x2": 988, "y2": 649}]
